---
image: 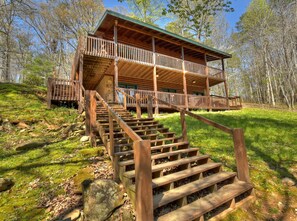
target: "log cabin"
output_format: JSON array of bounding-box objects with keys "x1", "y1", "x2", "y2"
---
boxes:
[
  {"x1": 47, "y1": 10, "x2": 252, "y2": 221},
  {"x1": 47, "y1": 10, "x2": 241, "y2": 111}
]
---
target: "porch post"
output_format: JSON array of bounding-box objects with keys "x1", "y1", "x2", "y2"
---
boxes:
[
  {"x1": 152, "y1": 37, "x2": 159, "y2": 114},
  {"x1": 204, "y1": 54, "x2": 211, "y2": 111},
  {"x1": 78, "y1": 55, "x2": 84, "y2": 113},
  {"x1": 181, "y1": 46, "x2": 189, "y2": 110},
  {"x1": 222, "y1": 58, "x2": 230, "y2": 109},
  {"x1": 114, "y1": 20, "x2": 119, "y2": 103}
]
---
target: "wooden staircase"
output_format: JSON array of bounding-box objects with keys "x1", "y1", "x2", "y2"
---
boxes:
[{"x1": 93, "y1": 100, "x2": 254, "y2": 221}]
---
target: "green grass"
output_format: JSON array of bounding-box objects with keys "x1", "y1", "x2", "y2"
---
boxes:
[
  {"x1": 0, "y1": 83, "x2": 104, "y2": 221},
  {"x1": 156, "y1": 108, "x2": 297, "y2": 220}
]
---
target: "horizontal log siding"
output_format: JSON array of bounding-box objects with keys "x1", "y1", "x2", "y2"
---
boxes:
[{"x1": 118, "y1": 76, "x2": 204, "y2": 94}]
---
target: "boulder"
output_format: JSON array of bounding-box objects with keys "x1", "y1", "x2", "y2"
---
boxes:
[
  {"x1": 0, "y1": 178, "x2": 14, "y2": 192},
  {"x1": 17, "y1": 122, "x2": 30, "y2": 129},
  {"x1": 73, "y1": 167, "x2": 94, "y2": 194},
  {"x1": 80, "y1": 136, "x2": 89, "y2": 142},
  {"x1": 62, "y1": 209, "x2": 81, "y2": 221},
  {"x1": 282, "y1": 177, "x2": 295, "y2": 186},
  {"x1": 83, "y1": 179, "x2": 124, "y2": 221}
]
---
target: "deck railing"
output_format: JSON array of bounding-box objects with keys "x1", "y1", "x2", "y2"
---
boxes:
[
  {"x1": 81, "y1": 36, "x2": 225, "y2": 80},
  {"x1": 116, "y1": 87, "x2": 241, "y2": 110}
]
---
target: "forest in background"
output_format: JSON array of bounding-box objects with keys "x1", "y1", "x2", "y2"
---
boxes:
[{"x1": 0, "y1": 0, "x2": 296, "y2": 108}]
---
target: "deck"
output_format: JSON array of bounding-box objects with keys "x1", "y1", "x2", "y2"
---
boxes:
[{"x1": 117, "y1": 87, "x2": 242, "y2": 110}]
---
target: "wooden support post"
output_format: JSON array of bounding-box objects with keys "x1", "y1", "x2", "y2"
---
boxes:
[
  {"x1": 79, "y1": 55, "x2": 83, "y2": 102},
  {"x1": 222, "y1": 58, "x2": 230, "y2": 109},
  {"x1": 204, "y1": 54, "x2": 211, "y2": 111},
  {"x1": 123, "y1": 95, "x2": 127, "y2": 110},
  {"x1": 85, "y1": 90, "x2": 91, "y2": 136},
  {"x1": 232, "y1": 128, "x2": 250, "y2": 183},
  {"x1": 114, "y1": 20, "x2": 119, "y2": 103},
  {"x1": 147, "y1": 95, "x2": 153, "y2": 118},
  {"x1": 152, "y1": 37, "x2": 159, "y2": 115},
  {"x1": 133, "y1": 140, "x2": 153, "y2": 221},
  {"x1": 181, "y1": 47, "x2": 189, "y2": 110},
  {"x1": 47, "y1": 78, "x2": 53, "y2": 109},
  {"x1": 108, "y1": 110, "x2": 119, "y2": 181},
  {"x1": 89, "y1": 91, "x2": 97, "y2": 147},
  {"x1": 136, "y1": 93, "x2": 141, "y2": 119},
  {"x1": 180, "y1": 110, "x2": 188, "y2": 142}
]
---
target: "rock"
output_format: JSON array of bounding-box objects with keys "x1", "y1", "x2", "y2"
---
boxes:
[
  {"x1": 80, "y1": 136, "x2": 89, "y2": 142},
  {"x1": 63, "y1": 209, "x2": 81, "y2": 221},
  {"x1": 282, "y1": 177, "x2": 295, "y2": 186},
  {"x1": 73, "y1": 167, "x2": 94, "y2": 194},
  {"x1": 17, "y1": 122, "x2": 30, "y2": 129},
  {"x1": 0, "y1": 178, "x2": 14, "y2": 192},
  {"x1": 83, "y1": 179, "x2": 124, "y2": 221}
]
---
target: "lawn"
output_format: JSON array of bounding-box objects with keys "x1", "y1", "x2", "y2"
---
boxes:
[
  {"x1": 156, "y1": 108, "x2": 297, "y2": 220},
  {"x1": 0, "y1": 83, "x2": 107, "y2": 221}
]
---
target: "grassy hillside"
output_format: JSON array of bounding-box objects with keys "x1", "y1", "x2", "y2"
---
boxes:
[
  {"x1": 0, "y1": 83, "x2": 108, "y2": 221},
  {"x1": 156, "y1": 108, "x2": 297, "y2": 220}
]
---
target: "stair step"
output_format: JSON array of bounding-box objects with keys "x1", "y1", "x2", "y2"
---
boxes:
[
  {"x1": 114, "y1": 141, "x2": 189, "y2": 157},
  {"x1": 112, "y1": 133, "x2": 158, "y2": 142},
  {"x1": 99, "y1": 120, "x2": 158, "y2": 127},
  {"x1": 123, "y1": 155, "x2": 210, "y2": 179},
  {"x1": 153, "y1": 171, "x2": 237, "y2": 209},
  {"x1": 104, "y1": 127, "x2": 170, "y2": 137},
  {"x1": 115, "y1": 137, "x2": 179, "y2": 149},
  {"x1": 118, "y1": 148, "x2": 199, "y2": 167},
  {"x1": 129, "y1": 162, "x2": 221, "y2": 192},
  {"x1": 98, "y1": 117, "x2": 155, "y2": 123},
  {"x1": 156, "y1": 181, "x2": 253, "y2": 221}
]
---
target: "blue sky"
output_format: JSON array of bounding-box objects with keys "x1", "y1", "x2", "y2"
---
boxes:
[{"x1": 103, "y1": 0, "x2": 251, "y2": 30}]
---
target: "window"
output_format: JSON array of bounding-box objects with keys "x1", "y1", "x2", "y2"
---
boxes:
[
  {"x1": 193, "y1": 91, "x2": 204, "y2": 96},
  {"x1": 119, "y1": 83, "x2": 138, "y2": 89},
  {"x1": 162, "y1": 88, "x2": 177, "y2": 93}
]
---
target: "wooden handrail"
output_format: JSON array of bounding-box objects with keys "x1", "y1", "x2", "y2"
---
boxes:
[
  {"x1": 153, "y1": 96, "x2": 250, "y2": 183},
  {"x1": 82, "y1": 36, "x2": 225, "y2": 79},
  {"x1": 95, "y1": 91, "x2": 153, "y2": 220},
  {"x1": 154, "y1": 96, "x2": 233, "y2": 134}
]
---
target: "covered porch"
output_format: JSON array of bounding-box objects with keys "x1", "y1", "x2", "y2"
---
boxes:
[{"x1": 117, "y1": 87, "x2": 242, "y2": 110}]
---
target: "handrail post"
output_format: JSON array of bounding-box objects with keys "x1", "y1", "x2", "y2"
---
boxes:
[
  {"x1": 134, "y1": 140, "x2": 153, "y2": 221},
  {"x1": 85, "y1": 90, "x2": 91, "y2": 136},
  {"x1": 136, "y1": 93, "x2": 141, "y2": 119},
  {"x1": 147, "y1": 95, "x2": 153, "y2": 118},
  {"x1": 47, "y1": 78, "x2": 53, "y2": 109},
  {"x1": 90, "y1": 91, "x2": 97, "y2": 147},
  {"x1": 123, "y1": 94, "x2": 127, "y2": 110},
  {"x1": 180, "y1": 109, "x2": 188, "y2": 142},
  {"x1": 232, "y1": 128, "x2": 250, "y2": 183}
]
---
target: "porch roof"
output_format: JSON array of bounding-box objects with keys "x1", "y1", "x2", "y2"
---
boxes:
[{"x1": 93, "y1": 10, "x2": 232, "y2": 61}]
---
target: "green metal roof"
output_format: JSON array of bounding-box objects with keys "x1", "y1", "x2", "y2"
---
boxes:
[{"x1": 94, "y1": 10, "x2": 231, "y2": 59}]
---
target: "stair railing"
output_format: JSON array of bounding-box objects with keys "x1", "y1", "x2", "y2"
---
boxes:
[
  {"x1": 153, "y1": 96, "x2": 251, "y2": 183},
  {"x1": 116, "y1": 87, "x2": 154, "y2": 118},
  {"x1": 94, "y1": 91, "x2": 154, "y2": 221}
]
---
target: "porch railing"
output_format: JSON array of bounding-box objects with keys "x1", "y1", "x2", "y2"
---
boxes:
[
  {"x1": 80, "y1": 36, "x2": 225, "y2": 80},
  {"x1": 116, "y1": 87, "x2": 241, "y2": 110}
]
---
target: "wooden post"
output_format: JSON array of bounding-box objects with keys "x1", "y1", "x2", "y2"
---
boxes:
[
  {"x1": 85, "y1": 90, "x2": 91, "y2": 136},
  {"x1": 147, "y1": 95, "x2": 153, "y2": 118},
  {"x1": 123, "y1": 95, "x2": 127, "y2": 110},
  {"x1": 133, "y1": 140, "x2": 153, "y2": 221},
  {"x1": 204, "y1": 54, "x2": 211, "y2": 111},
  {"x1": 114, "y1": 20, "x2": 119, "y2": 103},
  {"x1": 232, "y1": 128, "x2": 250, "y2": 183},
  {"x1": 222, "y1": 58, "x2": 230, "y2": 109},
  {"x1": 47, "y1": 78, "x2": 53, "y2": 109},
  {"x1": 78, "y1": 55, "x2": 84, "y2": 113},
  {"x1": 152, "y1": 37, "x2": 159, "y2": 115},
  {"x1": 180, "y1": 110, "x2": 188, "y2": 142},
  {"x1": 89, "y1": 91, "x2": 97, "y2": 147},
  {"x1": 181, "y1": 47, "x2": 189, "y2": 110},
  {"x1": 136, "y1": 93, "x2": 141, "y2": 119},
  {"x1": 108, "y1": 110, "x2": 119, "y2": 181}
]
